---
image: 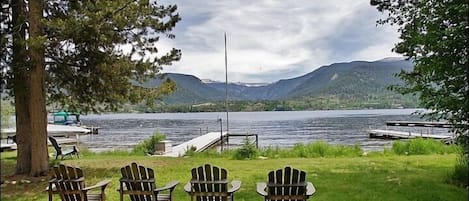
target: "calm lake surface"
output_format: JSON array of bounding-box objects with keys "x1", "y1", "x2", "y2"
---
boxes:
[{"x1": 79, "y1": 109, "x2": 449, "y2": 152}]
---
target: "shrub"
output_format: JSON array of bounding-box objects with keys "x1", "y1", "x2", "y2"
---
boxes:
[
  {"x1": 310, "y1": 141, "x2": 329, "y2": 157},
  {"x1": 392, "y1": 141, "x2": 408, "y2": 155},
  {"x1": 259, "y1": 146, "x2": 283, "y2": 158},
  {"x1": 331, "y1": 144, "x2": 363, "y2": 157},
  {"x1": 258, "y1": 141, "x2": 363, "y2": 158},
  {"x1": 290, "y1": 141, "x2": 363, "y2": 158},
  {"x1": 392, "y1": 138, "x2": 459, "y2": 155},
  {"x1": 132, "y1": 132, "x2": 166, "y2": 155},
  {"x1": 448, "y1": 152, "x2": 468, "y2": 187},
  {"x1": 183, "y1": 146, "x2": 198, "y2": 157},
  {"x1": 233, "y1": 137, "x2": 258, "y2": 160}
]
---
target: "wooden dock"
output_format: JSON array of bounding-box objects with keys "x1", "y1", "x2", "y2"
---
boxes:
[
  {"x1": 385, "y1": 121, "x2": 454, "y2": 128},
  {"x1": 368, "y1": 129, "x2": 452, "y2": 140},
  {"x1": 368, "y1": 120, "x2": 455, "y2": 143},
  {"x1": 162, "y1": 131, "x2": 228, "y2": 157}
]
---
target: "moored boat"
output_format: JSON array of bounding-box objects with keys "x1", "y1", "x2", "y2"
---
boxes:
[{"x1": 50, "y1": 111, "x2": 99, "y2": 134}]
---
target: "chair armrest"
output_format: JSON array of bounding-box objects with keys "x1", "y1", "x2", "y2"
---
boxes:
[
  {"x1": 183, "y1": 182, "x2": 192, "y2": 193},
  {"x1": 72, "y1": 178, "x2": 85, "y2": 182},
  {"x1": 256, "y1": 182, "x2": 267, "y2": 196},
  {"x1": 83, "y1": 179, "x2": 112, "y2": 191},
  {"x1": 119, "y1": 178, "x2": 155, "y2": 183},
  {"x1": 306, "y1": 182, "x2": 316, "y2": 196},
  {"x1": 227, "y1": 180, "x2": 241, "y2": 193},
  {"x1": 154, "y1": 180, "x2": 179, "y2": 192},
  {"x1": 45, "y1": 182, "x2": 57, "y2": 192}
]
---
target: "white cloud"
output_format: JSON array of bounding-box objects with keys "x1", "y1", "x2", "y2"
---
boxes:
[{"x1": 157, "y1": 0, "x2": 401, "y2": 82}]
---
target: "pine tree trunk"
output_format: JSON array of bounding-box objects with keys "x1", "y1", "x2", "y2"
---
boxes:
[
  {"x1": 28, "y1": 0, "x2": 49, "y2": 176},
  {"x1": 12, "y1": 0, "x2": 33, "y2": 175},
  {"x1": 14, "y1": 91, "x2": 32, "y2": 174}
]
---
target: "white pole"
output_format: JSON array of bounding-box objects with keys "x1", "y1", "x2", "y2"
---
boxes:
[{"x1": 224, "y1": 33, "x2": 229, "y2": 141}]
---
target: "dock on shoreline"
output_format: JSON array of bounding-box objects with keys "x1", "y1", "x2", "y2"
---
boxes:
[
  {"x1": 368, "y1": 129, "x2": 452, "y2": 140},
  {"x1": 161, "y1": 131, "x2": 228, "y2": 157},
  {"x1": 368, "y1": 121, "x2": 454, "y2": 143}
]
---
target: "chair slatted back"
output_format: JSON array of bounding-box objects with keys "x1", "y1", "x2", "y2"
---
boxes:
[
  {"x1": 190, "y1": 164, "x2": 229, "y2": 201},
  {"x1": 120, "y1": 162, "x2": 156, "y2": 201},
  {"x1": 52, "y1": 164, "x2": 85, "y2": 201},
  {"x1": 266, "y1": 167, "x2": 307, "y2": 201},
  {"x1": 49, "y1": 137, "x2": 63, "y2": 158}
]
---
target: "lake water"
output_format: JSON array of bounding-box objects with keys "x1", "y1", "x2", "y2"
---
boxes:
[{"x1": 79, "y1": 109, "x2": 450, "y2": 152}]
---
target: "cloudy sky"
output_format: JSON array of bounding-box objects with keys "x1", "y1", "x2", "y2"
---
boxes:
[{"x1": 157, "y1": 0, "x2": 401, "y2": 83}]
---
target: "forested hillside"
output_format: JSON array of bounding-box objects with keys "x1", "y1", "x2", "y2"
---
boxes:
[{"x1": 138, "y1": 58, "x2": 418, "y2": 112}]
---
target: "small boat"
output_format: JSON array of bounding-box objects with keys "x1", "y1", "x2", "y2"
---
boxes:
[
  {"x1": 50, "y1": 111, "x2": 99, "y2": 134},
  {"x1": 51, "y1": 111, "x2": 81, "y2": 125}
]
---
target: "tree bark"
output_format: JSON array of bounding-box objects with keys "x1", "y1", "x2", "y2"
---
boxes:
[
  {"x1": 27, "y1": 0, "x2": 49, "y2": 176},
  {"x1": 11, "y1": 0, "x2": 33, "y2": 175}
]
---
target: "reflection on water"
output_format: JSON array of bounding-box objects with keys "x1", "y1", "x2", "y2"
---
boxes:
[{"x1": 79, "y1": 109, "x2": 451, "y2": 152}]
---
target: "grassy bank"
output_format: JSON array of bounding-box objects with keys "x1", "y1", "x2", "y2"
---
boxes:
[{"x1": 1, "y1": 150, "x2": 466, "y2": 201}]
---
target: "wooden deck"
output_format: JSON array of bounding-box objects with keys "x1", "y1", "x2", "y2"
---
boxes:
[
  {"x1": 368, "y1": 129, "x2": 452, "y2": 140},
  {"x1": 368, "y1": 120, "x2": 456, "y2": 143},
  {"x1": 1, "y1": 124, "x2": 90, "y2": 152},
  {"x1": 1, "y1": 137, "x2": 78, "y2": 152},
  {"x1": 0, "y1": 140, "x2": 17, "y2": 151},
  {"x1": 162, "y1": 131, "x2": 227, "y2": 157}
]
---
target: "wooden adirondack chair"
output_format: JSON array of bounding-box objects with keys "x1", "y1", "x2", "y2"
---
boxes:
[
  {"x1": 47, "y1": 164, "x2": 111, "y2": 201},
  {"x1": 118, "y1": 162, "x2": 179, "y2": 201},
  {"x1": 184, "y1": 164, "x2": 241, "y2": 201},
  {"x1": 49, "y1": 136, "x2": 79, "y2": 159},
  {"x1": 256, "y1": 167, "x2": 316, "y2": 201}
]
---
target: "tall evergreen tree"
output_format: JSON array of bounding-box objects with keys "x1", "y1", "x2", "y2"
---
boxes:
[{"x1": 1, "y1": 0, "x2": 180, "y2": 176}]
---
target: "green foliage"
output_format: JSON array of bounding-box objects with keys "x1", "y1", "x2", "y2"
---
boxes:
[
  {"x1": 259, "y1": 146, "x2": 284, "y2": 158},
  {"x1": 233, "y1": 137, "x2": 259, "y2": 160},
  {"x1": 448, "y1": 153, "x2": 468, "y2": 187},
  {"x1": 1, "y1": 0, "x2": 181, "y2": 175},
  {"x1": 143, "y1": 95, "x2": 418, "y2": 113},
  {"x1": 185, "y1": 148, "x2": 234, "y2": 158},
  {"x1": 1, "y1": 100, "x2": 14, "y2": 128},
  {"x1": 257, "y1": 141, "x2": 363, "y2": 158},
  {"x1": 173, "y1": 140, "x2": 459, "y2": 160},
  {"x1": 392, "y1": 138, "x2": 460, "y2": 155},
  {"x1": 372, "y1": 0, "x2": 469, "y2": 151},
  {"x1": 1, "y1": 0, "x2": 181, "y2": 113},
  {"x1": 289, "y1": 141, "x2": 363, "y2": 158},
  {"x1": 44, "y1": 1, "x2": 181, "y2": 113},
  {"x1": 81, "y1": 148, "x2": 137, "y2": 157},
  {"x1": 183, "y1": 146, "x2": 198, "y2": 157},
  {"x1": 2, "y1": 150, "x2": 465, "y2": 201},
  {"x1": 131, "y1": 133, "x2": 166, "y2": 155}
]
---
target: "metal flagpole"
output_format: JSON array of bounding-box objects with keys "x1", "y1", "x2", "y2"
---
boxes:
[{"x1": 224, "y1": 32, "x2": 229, "y2": 149}]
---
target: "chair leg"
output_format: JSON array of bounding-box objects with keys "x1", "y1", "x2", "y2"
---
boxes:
[{"x1": 48, "y1": 191, "x2": 53, "y2": 201}]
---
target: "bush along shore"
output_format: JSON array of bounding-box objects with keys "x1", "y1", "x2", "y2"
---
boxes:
[{"x1": 1, "y1": 138, "x2": 467, "y2": 201}]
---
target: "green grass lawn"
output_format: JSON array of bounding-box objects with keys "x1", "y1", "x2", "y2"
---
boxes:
[{"x1": 0, "y1": 151, "x2": 466, "y2": 201}]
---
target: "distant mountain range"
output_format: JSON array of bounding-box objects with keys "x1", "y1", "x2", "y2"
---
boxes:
[{"x1": 146, "y1": 58, "x2": 415, "y2": 105}]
